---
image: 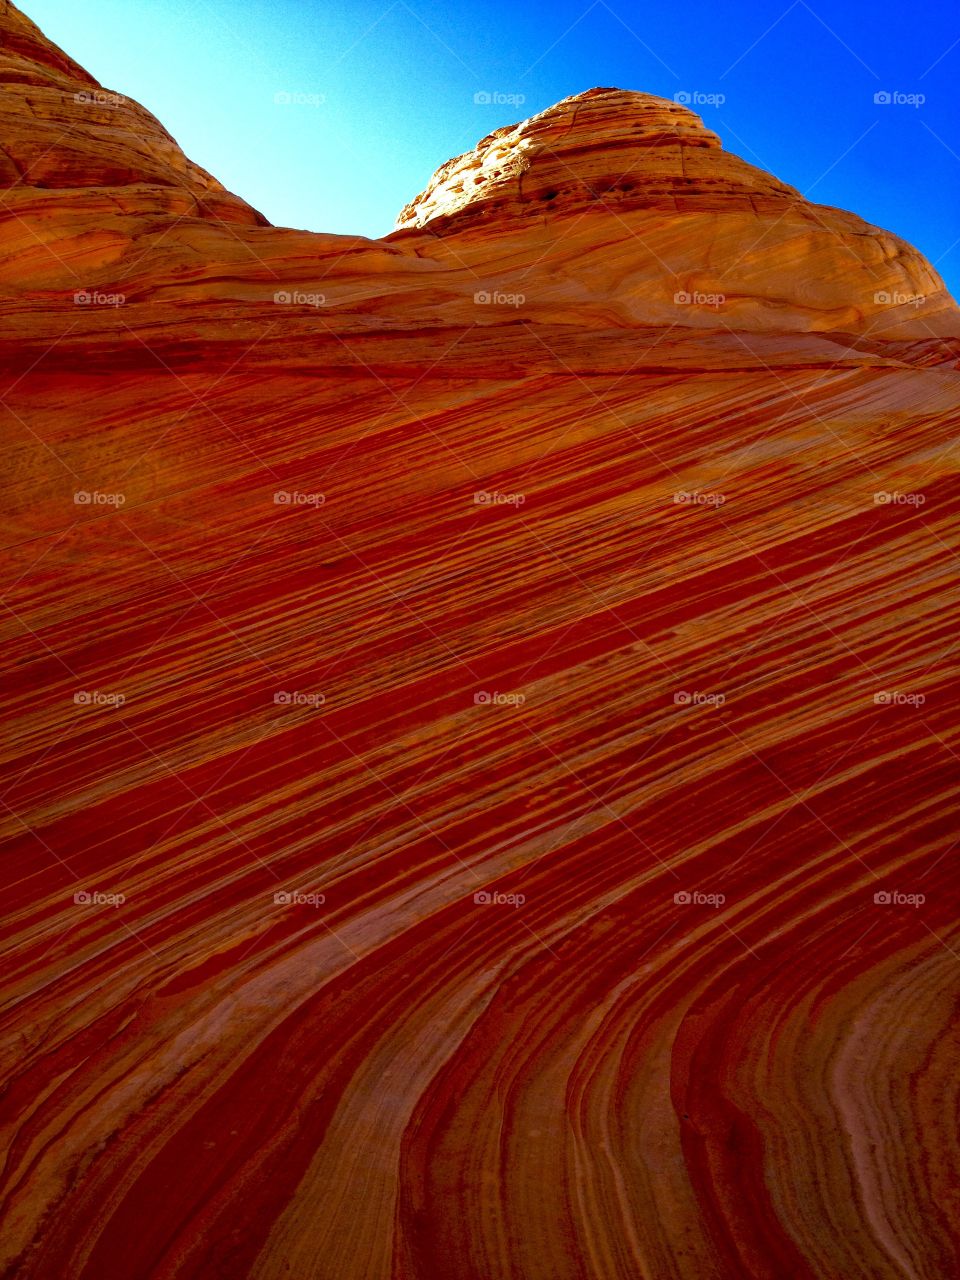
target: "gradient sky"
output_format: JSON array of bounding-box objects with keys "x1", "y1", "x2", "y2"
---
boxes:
[{"x1": 20, "y1": 0, "x2": 960, "y2": 295}]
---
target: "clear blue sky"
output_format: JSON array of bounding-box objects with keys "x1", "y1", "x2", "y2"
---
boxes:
[{"x1": 20, "y1": 0, "x2": 960, "y2": 296}]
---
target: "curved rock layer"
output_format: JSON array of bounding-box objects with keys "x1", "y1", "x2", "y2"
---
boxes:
[
  {"x1": 394, "y1": 85, "x2": 799, "y2": 226},
  {"x1": 0, "y1": 0, "x2": 265, "y2": 224},
  {"x1": 2, "y1": 6, "x2": 960, "y2": 1280},
  {"x1": 395, "y1": 87, "x2": 958, "y2": 338}
]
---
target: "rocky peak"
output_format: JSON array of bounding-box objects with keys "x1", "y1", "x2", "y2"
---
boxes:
[
  {"x1": 392, "y1": 86, "x2": 957, "y2": 338},
  {"x1": 395, "y1": 87, "x2": 799, "y2": 230},
  {"x1": 0, "y1": 0, "x2": 94, "y2": 84},
  {"x1": 0, "y1": 0, "x2": 265, "y2": 224}
]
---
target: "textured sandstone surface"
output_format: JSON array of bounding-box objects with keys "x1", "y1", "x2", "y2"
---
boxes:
[
  {"x1": 394, "y1": 87, "x2": 957, "y2": 338},
  {"x1": 0, "y1": 0, "x2": 264, "y2": 223},
  {"x1": 2, "y1": 5, "x2": 960, "y2": 1280},
  {"x1": 394, "y1": 85, "x2": 801, "y2": 225}
]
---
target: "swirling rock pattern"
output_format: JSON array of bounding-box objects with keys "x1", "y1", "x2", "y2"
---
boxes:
[{"x1": 1, "y1": 4, "x2": 959, "y2": 1278}]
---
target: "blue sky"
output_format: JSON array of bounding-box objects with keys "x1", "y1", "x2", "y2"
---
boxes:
[{"x1": 20, "y1": 0, "x2": 960, "y2": 295}]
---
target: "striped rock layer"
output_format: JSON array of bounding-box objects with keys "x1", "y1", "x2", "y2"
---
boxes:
[{"x1": 1, "y1": 4, "x2": 959, "y2": 1279}]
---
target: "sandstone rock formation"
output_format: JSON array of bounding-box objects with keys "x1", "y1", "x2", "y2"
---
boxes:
[
  {"x1": 2, "y1": 5, "x2": 959, "y2": 1280},
  {"x1": 0, "y1": 1, "x2": 264, "y2": 227},
  {"x1": 394, "y1": 86, "x2": 957, "y2": 338}
]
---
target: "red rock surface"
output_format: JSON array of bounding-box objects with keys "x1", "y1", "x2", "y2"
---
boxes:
[{"x1": 2, "y1": 4, "x2": 959, "y2": 1279}]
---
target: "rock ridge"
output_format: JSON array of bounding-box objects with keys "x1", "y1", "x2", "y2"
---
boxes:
[
  {"x1": 395, "y1": 86, "x2": 799, "y2": 229},
  {"x1": 391, "y1": 86, "x2": 957, "y2": 338}
]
